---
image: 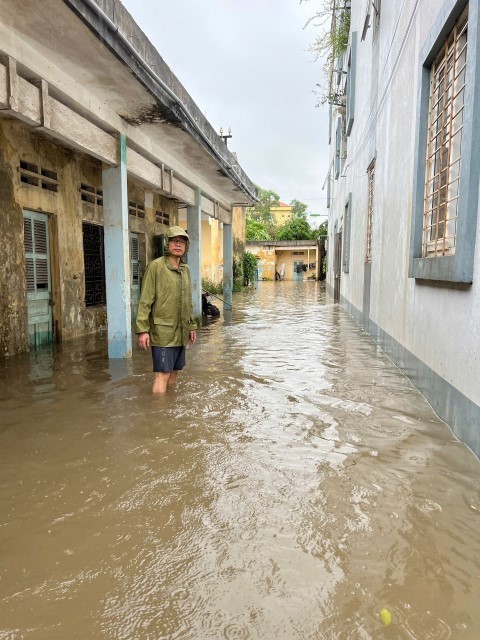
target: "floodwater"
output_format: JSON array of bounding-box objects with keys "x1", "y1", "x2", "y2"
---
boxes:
[{"x1": 1, "y1": 282, "x2": 480, "y2": 640}]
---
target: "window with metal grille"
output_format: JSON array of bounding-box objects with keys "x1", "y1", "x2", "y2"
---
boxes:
[
  {"x1": 128, "y1": 201, "x2": 145, "y2": 219},
  {"x1": 366, "y1": 160, "x2": 375, "y2": 263},
  {"x1": 82, "y1": 223, "x2": 106, "y2": 306},
  {"x1": 80, "y1": 183, "x2": 103, "y2": 206},
  {"x1": 155, "y1": 211, "x2": 170, "y2": 225},
  {"x1": 423, "y1": 7, "x2": 467, "y2": 258},
  {"x1": 20, "y1": 161, "x2": 58, "y2": 192},
  {"x1": 130, "y1": 235, "x2": 140, "y2": 286}
]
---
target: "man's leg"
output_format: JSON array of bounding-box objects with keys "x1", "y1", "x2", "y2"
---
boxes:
[
  {"x1": 167, "y1": 370, "x2": 179, "y2": 386},
  {"x1": 152, "y1": 372, "x2": 171, "y2": 393}
]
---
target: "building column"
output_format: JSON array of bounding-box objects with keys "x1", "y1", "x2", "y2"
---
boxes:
[
  {"x1": 223, "y1": 222, "x2": 233, "y2": 307},
  {"x1": 187, "y1": 188, "x2": 202, "y2": 319},
  {"x1": 102, "y1": 134, "x2": 132, "y2": 358}
]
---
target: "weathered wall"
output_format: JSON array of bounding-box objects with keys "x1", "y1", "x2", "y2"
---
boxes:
[
  {"x1": 248, "y1": 245, "x2": 276, "y2": 281},
  {"x1": 232, "y1": 206, "x2": 246, "y2": 269},
  {"x1": 276, "y1": 249, "x2": 318, "y2": 281},
  {"x1": 201, "y1": 218, "x2": 213, "y2": 281},
  {"x1": 200, "y1": 218, "x2": 223, "y2": 284},
  {"x1": 247, "y1": 242, "x2": 319, "y2": 281},
  {"x1": 0, "y1": 119, "x2": 176, "y2": 356},
  {"x1": 0, "y1": 124, "x2": 28, "y2": 357}
]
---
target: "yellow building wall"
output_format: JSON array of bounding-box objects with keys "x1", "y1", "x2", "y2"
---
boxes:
[
  {"x1": 198, "y1": 206, "x2": 246, "y2": 286},
  {"x1": 247, "y1": 244, "x2": 319, "y2": 281},
  {"x1": 201, "y1": 218, "x2": 223, "y2": 284},
  {"x1": 248, "y1": 246, "x2": 276, "y2": 280},
  {"x1": 271, "y1": 205, "x2": 293, "y2": 227},
  {"x1": 276, "y1": 249, "x2": 318, "y2": 280}
]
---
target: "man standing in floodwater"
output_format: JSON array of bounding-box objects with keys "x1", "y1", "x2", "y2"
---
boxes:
[{"x1": 135, "y1": 226, "x2": 197, "y2": 393}]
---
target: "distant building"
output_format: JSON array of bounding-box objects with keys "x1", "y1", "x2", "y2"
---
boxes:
[
  {"x1": 271, "y1": 202, "x2": 293, "y2": 227},
  {"x1": 0, "y1": 0, "x2": 256, "y2": 359},
  {"x1": 246, "y1": 240, "x2": 319, "y2": 281},
  {"x1": 326, "y1": 0, "x2": 480, "y2": 456}
]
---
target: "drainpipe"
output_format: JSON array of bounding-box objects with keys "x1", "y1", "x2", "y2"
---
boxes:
[{"x1": 77, "y1": 0, "x2": 258, "y2": 204}]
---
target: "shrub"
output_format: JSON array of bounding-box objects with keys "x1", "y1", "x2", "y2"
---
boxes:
[
  {"x1": 243, "y1": 251, "x2": 258, "y2": 287},
  {"x1": 201, "y1": 277, "x2": 223, "y2": 295}
]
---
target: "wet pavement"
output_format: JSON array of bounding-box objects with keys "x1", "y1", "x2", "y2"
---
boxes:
[{"x1": 1, "y1": 281, "x2": 480, "y2": 640}]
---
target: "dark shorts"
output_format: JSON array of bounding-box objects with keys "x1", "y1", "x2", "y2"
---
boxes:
[{"x1": 151, "y1": 346, "x2": 186, "y2": 373}]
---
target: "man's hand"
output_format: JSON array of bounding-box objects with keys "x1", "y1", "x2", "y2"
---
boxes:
[
  {"x1": 189, "y1": 330, "x2": 197, "y2": 345},
  {"x1": 137, "y1": 332, "x2": 150, "y2": 350}
]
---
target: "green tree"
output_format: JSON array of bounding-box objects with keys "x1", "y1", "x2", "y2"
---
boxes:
[
  {"x1": 276, "y1": 217, "x2": 313, "y2": 241},
  {"x1": 303, "y1": 0, "x2": 351, "y2": 105},
  {"x1": 246, "y1": 186, "x2": 280, "y2": 226},
  {"x1": 290, "y1": 199, "x2": 308, "y2": 219},
  {"x1": 246, "y1": 219, "x2": 271, "y2": 241},
  {"x1": 311, "y1": 220, "x2": 328, "y2": 240}
]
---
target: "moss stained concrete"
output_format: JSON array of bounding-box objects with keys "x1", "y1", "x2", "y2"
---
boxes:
[
  {"x1": 0, "y1": 125, "x2": 29, "y2": 357},
  {"x1": 0, "y1": 120, "x2": 176, "y2": 357}
]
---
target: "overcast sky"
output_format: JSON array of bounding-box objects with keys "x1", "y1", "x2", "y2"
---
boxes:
[{"x1": 121, "y1": 0, "x2": 330, "y2": 217}]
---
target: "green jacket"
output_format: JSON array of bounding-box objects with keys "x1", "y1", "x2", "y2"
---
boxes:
[{"x1": 135, "y1": 257, "x2": 197, "y2": 346}]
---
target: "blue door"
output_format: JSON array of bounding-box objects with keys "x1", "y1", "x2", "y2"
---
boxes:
[
  {"x1": 23, "y1": 211, "x2": 53, "y2": 348},
  {"x1": 293, "y1": 260, "x2": 304, "y2": 281}
]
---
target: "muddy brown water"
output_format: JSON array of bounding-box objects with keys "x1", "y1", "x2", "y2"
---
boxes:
[{"x1": 1, "y1": 282, "x2": 479, "y2": 640}]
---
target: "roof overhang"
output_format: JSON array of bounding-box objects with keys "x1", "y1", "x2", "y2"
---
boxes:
[{"x1": 0, "y1": 0, "x2": 257, "y2": 210}]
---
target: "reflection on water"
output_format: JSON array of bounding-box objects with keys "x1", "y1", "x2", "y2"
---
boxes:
[{"x1": 0, "y1": 281, "x2": 479, "y2": 639}]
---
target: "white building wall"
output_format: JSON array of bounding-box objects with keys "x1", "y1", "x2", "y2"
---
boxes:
[{"x1": 327, "y1": 0, "x2": 480, "y2": 455}]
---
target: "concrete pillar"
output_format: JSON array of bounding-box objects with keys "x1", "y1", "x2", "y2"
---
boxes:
[
  {"x1": 187, "y1": 188, "x2": 202, "y2": 319},
  {"x1": 223, "y1": 223, "x2": 233, "y2": 307},
  {"x1": 102, "y1": 134, "x2": 132, "y2": 358}
]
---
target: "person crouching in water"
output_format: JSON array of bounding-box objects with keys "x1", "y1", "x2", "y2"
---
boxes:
[{"x1": 135, "y1": 226, "x2": 197, "y2": 393}]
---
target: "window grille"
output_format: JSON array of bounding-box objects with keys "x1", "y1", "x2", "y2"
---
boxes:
[
  {"x1": 292, "y1": 251, "x2": 305, "y2": 255},
  {"x1": 128, "y1": 201, "x2": 145, "y2": 219},
  {"x1": 423, "y1": 7, "x2": 467, "y2": 258},
  {"x1": 20, "y1": 161, "x2": 58, "y2": 192},
  {"x1": 155, "y1": 211, "x2": 170, "y2": 225},
  {"x1": 366, "y1": 160, "x2": 375, "y2": 263},
  {"x1": 82, "y1": 223, "x2": 106, "y2": 307},
  {"x1": 80, "y1": 183, "x2": 103, "y2": 206},
  {"x1": 130, "y1": 235, "x2": 140, "y2": 286}
]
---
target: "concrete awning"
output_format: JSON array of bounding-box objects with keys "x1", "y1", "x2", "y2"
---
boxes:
[{"x1": 0, "y1": 0, "x2": 257, "y2": 211}]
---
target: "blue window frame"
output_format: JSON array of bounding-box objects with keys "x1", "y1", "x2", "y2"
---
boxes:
[{"x1": 409, "y1": 0, "x2": 480, "y2": 283}]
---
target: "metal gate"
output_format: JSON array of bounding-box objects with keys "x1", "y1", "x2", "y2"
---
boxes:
[{"x1": 23, "y1": 211, "x2": 53, "y2": 348}]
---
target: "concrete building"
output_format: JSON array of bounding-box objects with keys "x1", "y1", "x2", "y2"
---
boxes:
[
  {"x1": 246, "y1": 240, "x2": 320, "y2": 281},
  {"x1": 271, "y1": 202, "x2": 293, "y2": 227},
  {"x1": 0, "y1": 0, "x2": 256, "y2": 359},
  {"x1": 326, "y1": 0, "x2": 480, "y2": 456}
]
